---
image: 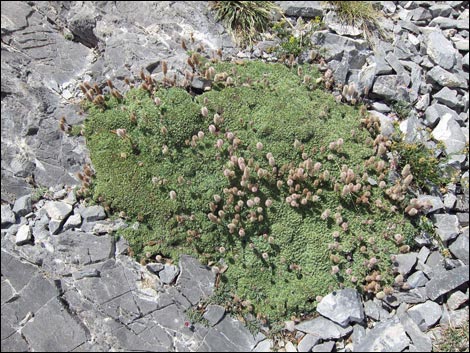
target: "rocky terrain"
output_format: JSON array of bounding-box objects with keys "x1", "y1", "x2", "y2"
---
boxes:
[{"x1": 1, "y1": 1, "x2": 469, "y2": 352}]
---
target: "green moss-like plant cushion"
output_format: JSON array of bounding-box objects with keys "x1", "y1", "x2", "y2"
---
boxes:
[{"x1": 83, "y1": 61, "x2": 415, "y2": 322}]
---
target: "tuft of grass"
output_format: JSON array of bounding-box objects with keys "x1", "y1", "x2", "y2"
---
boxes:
[
  {"x1": 82, "y1": 61, "x2": 418, "y2": 324},
  {"x1": 210, "y1": 1, "x2": 280, "y2": 46},
  {"x1": 434, "y1": 321, "x2": 470, "y2": 352},
  {"x1": 327, "y1": 1, "x2": 382, "y2": 41}
]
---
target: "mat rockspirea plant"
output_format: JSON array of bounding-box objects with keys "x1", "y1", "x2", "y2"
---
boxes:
[{"x1": 78, "y1": 60, "x2": 422, "y2": 324}]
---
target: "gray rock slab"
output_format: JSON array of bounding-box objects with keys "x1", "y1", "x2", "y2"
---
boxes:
[
  {"x1": 417, "y1": 195, "x2": 444, "y2": 214},
  {"x1": 425, "y1": 265, "x2": 469, "y2": 300},
  {"x1": 146, "y1": 262, "x2": 164, "y2": 274},
  {"x1": 355, "y1": 316, "x2": 410, "y2": 352},
  {"x1": 431, "y1": 213, "x2": 460, "y2": 243},
  {"x1": 312, "y1": 341, "x2": 335, "y2": 352},
  {"x1": 417, "y1": 246, "x2": 431, "y2": 264},
  {"x1": 73, "y1": 259, "x2": 135, "y2": 305},
  {"x1": 12, "y1": 194, "x2": 32, "y2": 217},
  {"x1": 372, "y1": 75, "x2": 409, "y2": 101},
  {"x1": 439, "y1": 306, "x2": 469, "y2": 328},
  {"x1": 50, "y1": 231, "x2": 114, "y2": 273},
  {"x1": 429, "y1": 17, "x2": 469, "y2": 30},
  {"x1": 316, "y1": 288, "x2": 364, "y2": 326},
  {"x1": 448, "y1": 230, "x2": 469, "y2": 265},
  {"x1": 203, "y1": 304, "x2": 225, "y2": 326},
  {"x1": 44, "y1": 201, "x2": 73, "y2": 221},
  {"x1": 364, "y1": 300, "x2": 382, "y2": 321},
  {"x1": 443, "y1": 193, "x2": 458, "y2": 210},
  {"x1": 15, "y1": 224, "x2": 32, "y2": 245},
  {"x1": 447, "y1": 290, "x2": 468, "y2": 310},
  {"x1": 297, "y1": 334, "x2": 320, "y2": 353},
  {"x1": 295, "y1": 316, "x2": 352, "y2": 339},
  {"x1": 430, "y1": 4, "x2": 453, "y2": 18},
  {"x1": 426, "y1": 31, "x2": 457, "y2": 69},
  {"x1": 285, "y1": 341, "x2": 297, "y2": 352},
  {"x1": 427, "y1": 66, "x2": 468, "y2": 88},
  {"x1": 398, "y1": 312, "x2": 432, "y2": 352},
  {"x1": 21, "y1": 298, "x2": 88, "y2": 351},
  {"x1": 176, "y1": 255, "x2": 215, "y2": 305},
  {"x1": 1, "y1": 204, "x2": 16, "y2": 227},
  {"x1": 1, "y1": 250, "x2": 38, "y2": 291},
  {"x1": 433, "y1": 87, "x2": 461, "y2": 108},
  {"x1": 159, "y1": 263, "x2": 180, "y2": 284},
  {"x1": 198, "y1": 314, "x2": 256, "y2": 352},
  {"x1": 79, "y1": 205, "x2": 106, "y2": 222},
  {"x1": 253, "y1": 339, "x2": 273, "y2": 352},
  {"x1": 407, "y1": 271, "x2": 429, "y2": 289},
  {"x1": 0, "y1": 331, "x2": 30, "y2": 352},
  {"x1": 394, "y1": 253, "x2": 418, "y2": 276},
  {"x1": 408, "y1": 301, "x2": 442, "y2": 331},
  {"x1": 63, "y1": 213, "x2": 82, "y2": 231},
  {"x1": 279, "y1": 1, "x2": 323, "y2": 18}
]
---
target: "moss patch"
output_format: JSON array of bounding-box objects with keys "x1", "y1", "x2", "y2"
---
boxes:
[{"x1": 83, "y1": 61, "x2": 416, "y2": 322}]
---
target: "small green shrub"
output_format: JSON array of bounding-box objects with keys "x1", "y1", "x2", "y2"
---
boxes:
[
  {"x1": 273, "y1": 17, "x2": 323, "y2": 58},
  {"x1": 82, "y1": 61, "x2": 419, "y2": 324},
  {"x1": 210, "y1": 1, "x2": 280, "y2": 45},
  {"x1": 392, "y1": 141, "x2": 446, "y2": 191}
]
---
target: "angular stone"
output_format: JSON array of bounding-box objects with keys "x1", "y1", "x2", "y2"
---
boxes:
[
  {"x1": 297, "y1": 334, "x2": 320, "y2": 353},
  {"x1": 417, "y1": 246, "x2": 431, "y2": 264},
  {"x1": 176, "y1": 255, "x2": 215, "y2": 305},
  {"x1": 203, "y1": 304, "x2": 225, "y2": 326},
  {"x1": 15, "y1": 224, "x2": 32, "y2": 245},
  {"x1": 253, "y1": 339, "x2": 273, "y2": 352},
  {"x1": 447, "y1": 290, "x2": 468, "y2": 310},
  {"x1": 317, "y1": 288, "x2": 365, "y2": 326},
  {"x1": 395, "y1": 287, "x2": 429, "y2": 305},
  {"x1": 372, "y1": 75, "x2": 409, "y2": 101},
  {"x1": 312, "y1": 341, "x2": 335, "y2": 352},
  {"x1": 407, "y1": 271, "x2": 429, "y2": 289},
  {"x1": 430, "y1": 4, "x2": 453, "y2": 18},
  {"x1": 355, "y1": 316, "x2": 410, "y2": 352},
  {"x1": 408, "y1": 301, "x2": 442, "y2": 331},
  {"x1": 443, "y1": 193, "x2": 457, "y2": 210},
  {"x1": 79, "y1": 205, "x2": 106, "y2": 222},
  {"x1": 146, "y1": 262, "x2": 164, "y2": 274},
  {"x1": 398, "y1": 312, "x2": 432, "y2": 352},
  {"x1": 429, "y1": 17, "x2": 469, "y2": 30},
  {"x1": 431, "y1": 214, "x2": 460, "y2": 243},
  {"x1": 285, "y1": 341, "x2": 297, "y2": 352},
  {"x1": 279, "y1": 1, "x2": 323, "y2": 18},
  {"x1": 426, "y1": 265, "x2": 469, "y2": 300},
  {"x1": 13, "y1": 194, "x2": 32, "y2": 217},
  {"x1": 371, "y1": 102, "x2": 391, "y2": 113},
  {"x1": 63, "y1": 213, "x2": 82, "y2": 231},
  {"x1": 158, "y1": 264, "x2": 179, "y2": 284},
  {"x1": 1, "y1": 205, "x2": 16, "y2": 227},
  {"x1": 426, "y1": 31, "x2": 457, "y2": 69},
  {"x1": 427, "y1": 66, "x2": 468, "y2": 88},
  {"x1": 44, "y1": 201, "x2": 72, "y2": 221},
  {"x1": 394, "y1": 253, "x2": 418, "y2": 276},
  {"x1": 417, "y1": 195, "x2": 444, "y2": 214},
  {"x1": 448, "y1": 230, "x2": 469, "y2": 265},
  {"x1": 433, "y1": 87, "x2": 461, "y2": 108},
  {"x1": 295, "y1": 316, "x2": 352, "y2": 339},
  {"x1": 364, "y1": 300, "x2": 382, "y2": 321}
]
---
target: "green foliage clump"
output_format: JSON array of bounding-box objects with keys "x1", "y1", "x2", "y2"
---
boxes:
[
  {"x1": 392, "y1": 141, "x2": 446, "y2": 191},
  {"x1": 272, "y1": 17, "x2": 323, "y2": 58},
  {"x1": 83, "y1": 61, "x2": 417, "y2": 323},
  {"x1": 210, "y1": 1, "x2": 280, "y2": 45},
  {"x1": 328, "y1": 1, "x2": 382, "y2": 41}
]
